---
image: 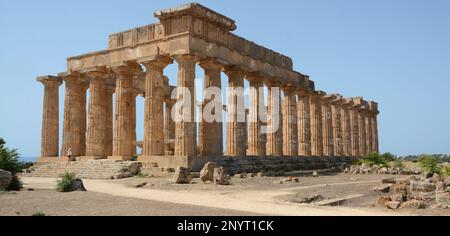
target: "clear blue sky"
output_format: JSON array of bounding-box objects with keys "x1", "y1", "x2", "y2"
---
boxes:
[{"x1": 0, "y1": 0, "x2": 449, "y2": 158}]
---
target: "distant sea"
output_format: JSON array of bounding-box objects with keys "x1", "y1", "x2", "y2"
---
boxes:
[{"x1": 20, "y1": 157, "x2": 38, "y2": 163}]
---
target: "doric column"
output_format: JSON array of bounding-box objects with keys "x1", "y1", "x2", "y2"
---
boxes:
[
  {"x1": 282, "y1": 85, "x2": 298, "y2": 156},
  {"x1": 61, "y1": 72, "x2": 84, "y2": 160},
  {"x1": 310, "y1": 91, "x2": 324, "y2": 157},
  {"x1": 199, "y1": 59, "x2": 223, "y2": 156},
  {"x1": 225, "y1": 66, "x2": 246, "y2": 157},
  {"x1": 350, "y1": 102, "x2": 361, "y2": 157},
  {"x1": 104, "y1": 83, "x2": 114, "y2": 157},
  {"x1": 297, "y1": 89, "x2": 311, "y2": 156},
  {"x1": 164, "y1": 98, "x2": 176, "y2": 155},
  {"x1": 331, "y1": 95, "x2": 344, "y2": 157},
  {"x1": 364, "y1": 108, "x2": 373, "y2": 154},
  {"x1": 79, "y1": 82, "x2": 88, "y2": 157},
  {"x1": 357, "y1": 105, "x2": 367, "y2": 157},
  {"x1": 85, "y1": 68, "x2": 109, "y2": 159},
  {"x1": 37, "y1": 76, "x2": 62, "y2": 161},
  {"x1": 341, "y1": 99, "x2": 353, "y2": 157},
  {"x1": 369, "y1": 101, "x2": 380, "y2": 153},
  {"x1": 247, "y1": 73, "x2": 265, "y2": 156},
  {"x1": 322, "y1": 94, "x2": 334, "y2": 156},
  {"x1": 265, "y1": 80, "x2": 283, "y2": 156},
  {"x1": 110, "y1": 64, "x2": 141, "y2": 160},
  {"x1": 174, "y1": 55, "x2": 197, "y2": 156},
  {"x1": 140, "y1": 56, "x2": 172, "y2": 157}
]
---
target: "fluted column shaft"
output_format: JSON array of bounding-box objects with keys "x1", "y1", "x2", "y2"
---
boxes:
[
  {"x1": 174, "y1": 55, "x2": 197, "y2": 156},
  {"x1": 282, "y1": 86, "x2": 298, "y2": 156},
  {"x1": 357, "y1": 108, "x2": 367, "y2": 156},
  {"x1": 61, "y1": 74, "x2": 84, "y2": 159},
  {"x1": 142, "y1": 57, "x2": 172, "y2": 156},
  {"x1": 199, "y1": 60, "x2": 223, "y2": 156},
  {"x1": 331, "y1": 99, "x2": 343, "y2": 157},
  {"x1": 111, "y1": 66, "x2": 139, "y2": 158},
  {"x1": 85, "y1": 72, "x2": 108, "y2": 158},
  {"x1": 247, "y1": 76, "x2": 265, "y2": 156},
  {"x1": 266, "y1": 81, "x2": 283, "y2": 156},
  {"x1": 104, "y1": 85, "x2": 114, "y2": 157},
  {"x1": 310, "y1": 92, "x2": 324, "y2": 157},
  {"x1": 297, "y1": 90, "x2": 311, "y2": 156},
  {"x1": 371, "y1": 113, "x2": 379, "y2": 153},
  {"x1": 38, "y1": 76, "x2": 62, "y2": 158},
  {"x1": 164, "y1": 99, "x2": 176, "y2": 155},
  {"x1": 225, "y1": 67, "x2": 246, "y2": 156},
  {"x1": 350, "y1": 106, "x2": 360, "y2": 157},
  {"x1": 341, "y1": 102, "x2": 353, "y2": 157},
  {"x1": 322, "y1": 96, "x2": 334, "y2": 156},
  {"x1": 365, "y1": 110, "x2": 373, "y2": 154}
]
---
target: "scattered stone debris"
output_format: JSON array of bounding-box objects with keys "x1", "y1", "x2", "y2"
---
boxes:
[
  {"x1": 250, "y1": 173, "x2": 257, "y2": 178},
  {"x1": 372, "y1": 184, "x2": 391, "y2": 193},
  {"x1": 401, "y1": 199, "x2": 426, "y2": 209},
  {"x1": 173, "y1": 167, "x2": 193, "y2": 184},
  {"x1": 256, "y1": 172, "x2": 263, "y2": 178},
  {"x1": 213, "y1": 167, "x2": 231, "y2": 185},
  {"x1": 135, "y1": 182, "x2": 147, "y2": 188},
  {"x1": 293, "y1": 194, "x2": 324, "y2": 204},
  {"x1": 381, "y1": 178, "x2": 397, "y2": 184},
  {"x1": 348, "y1": 164, "x2": 422, "y2": 175},
  {"x1": 199, "y1": 162, "x2": 220, "y2": 183},
  {"x1": 378, "y1": 196, "x2": 392, "y2": 206},
  {"x1": 71, "y1": 179, "x2": 87, "y2": 192},
  {"x1": 385, "y1": 201, "x2": 401, "y2": 209},
  {"x1": 312, "y1": 171, "x2": 319, "y2": 177},
  {"x1": 237, "y1": 173, "x2": 247, "y2": 179}
]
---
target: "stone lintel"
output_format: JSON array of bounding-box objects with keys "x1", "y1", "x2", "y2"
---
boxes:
[{"x1": 154, "y1": 3, "x2": 237, "y2": 32}]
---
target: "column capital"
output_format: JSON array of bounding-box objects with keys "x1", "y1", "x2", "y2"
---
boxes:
[
  {"x1": 173, "y1": 54, "x2": 198, "y2": 64},
  {"x1": 297, "y1": 87, "x2": 310, "y2": 97},
  {"x1": 37, "y1": 75, "x2": 63, "y2": 87},
  {"x1": 264, "y1": 78, "x2": 282, "y2": 88},
  {"x1": 331, "y1": 94, "x2": 344, "y2": 106},
  {"x1": 111, "y1": 62, "x2": 142, "y2": 76},
  {"x1": 223, "y1": 65, "x2": 246, "y2": 75},
  {"x1": 138, "y1": 55, "x2": 173, "y2": 69},
  {"x1": 322, "y1": 94, "x2": 335, "y2": 104},
  {"x1": 82, "y1": 67, "x2": 111, "y2": 81},
  {"x1": 198, "y1": 58, "x2": 225, "y2": 71},
  {"x1": 282, "y1": 82, "x2": 297, "y2": 94},
  {"x1": 342, "y1": 98, "x2": 354, "y2": 109}
]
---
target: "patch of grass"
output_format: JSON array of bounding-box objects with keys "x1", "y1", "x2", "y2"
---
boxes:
[
  {"x1": 391, "y1": 160, "x2": 404, "y2": 169},
  {"x1": 419, "y1": 155, "x2": 441, "y2": 174},
  {"x1": 56, "y1": 172, "x2": 77, "y2": 192},
  {"x1": 357, "y1": 152, "x2": 389, "y2": 167},
  {"x1": 32, "y1": 211, "x2": 46, "y2": 216},
  {"x1": 443, "y1": 165, "x2": 450, "y2": 177},
  {"x1": 135, "y1": 172, "x2": 149, "y2": 178}
]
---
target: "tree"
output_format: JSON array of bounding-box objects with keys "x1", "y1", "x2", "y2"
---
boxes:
[{"x1": 0, "y1": 138, "x2": 24, "y2": 190}]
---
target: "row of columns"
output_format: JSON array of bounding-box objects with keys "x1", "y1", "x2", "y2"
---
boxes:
[{"x1": 38, "y1": 55, "x2": 379, "y2": 161}]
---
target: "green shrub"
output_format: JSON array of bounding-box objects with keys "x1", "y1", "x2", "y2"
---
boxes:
[
  {"x1": 419, "y1": 155, "x2": 441, "y2": 174},
  {"x1": 381, "y1": 152, "x2": 396, "y2": 162},
  {"x1": 391, "y1": 160, "x2": 404, "y2": 169},
  {"x1": 443, "y1": 165, "x2": 450, "y2": 177},
  {"x1": 359, "y1": 152, "x2": 389, "y2": 167},
  {"x1": 32, "y1": 211, "x2": 46, "y2": 216},
  {"x1": 56, "y1": 172, "x2": 77, "y2": 192},
  {"x1": 0, "y1": 138, "x2": 26, "y2": 191},
  {"x1": 7, "y1": 175, "x2": 22, "y2": 191}
]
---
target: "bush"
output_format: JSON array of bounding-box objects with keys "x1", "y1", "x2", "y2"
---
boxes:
[
  {"x1": 443, "y1": 166, "x2": 450, "y2": 177},
  {"x1": 359, "y1": 152, "x2": 389, "y2": 167},
  {"x1": 391, "y1": 160, "x2": 404, "y2": 169},
  {"x1": 32, "y1": 211, "x2": 46, "y2": 216},
  {"x1": 380, "y1": 152, "x2": 396, "y2": 162},
  {"x1": 7, "y1": 175, "x2": 22, "y2": 191},
  {"x1": 56, "y1": 172, "x2": 77, "y2": 192},
  {"x1": 419, "y1": 155, "x2": 441, "y2": 174}
]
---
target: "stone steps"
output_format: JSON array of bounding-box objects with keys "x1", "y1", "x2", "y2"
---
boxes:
[{"x1": 22, "y1": 160, "x2": 140, "y2": 179}]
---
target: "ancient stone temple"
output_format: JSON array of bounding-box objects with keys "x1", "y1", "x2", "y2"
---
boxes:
[{"x1": 37, "y1": 3, "x2": 380, "y2": 170}]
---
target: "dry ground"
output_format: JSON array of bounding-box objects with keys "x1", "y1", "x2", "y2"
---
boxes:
[{"x1": 1, "y1": 173, "x2": 449, "y2": 216}]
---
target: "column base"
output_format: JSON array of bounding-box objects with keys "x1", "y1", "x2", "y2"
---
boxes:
[
  {"x1": 36, "y1": 156, "x2": 60, "y2": 163},
  {"x1": 76, "y1": 156, "x2": 106, "y2": 161},
  {"x1": 107, "y1": 156, "x2": 134, "y2": 161}
]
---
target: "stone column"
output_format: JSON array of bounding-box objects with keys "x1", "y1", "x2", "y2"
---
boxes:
[
  {"x1": 104, "y1": 83, "x2": 114, "y2": 157},
  {"x1": 364, "y1": 108, "x2": 373, "y2": 154},
  {"x1": 140, "y1": 56, "x2": 172, "y2": 157},
  {"x1": 322, "y1": 94, "x2": 334, "y2": 156},
  {"x1": 247, "y1": 74, "x2": 265, "y2": 156},
  {"x1": 369, "y1": 101, "x2": 380, "y2": 153},
  {"x1": 79, "y1": 82, "x2": 88, "y2": 157},
  {"x1": 85, "y1": 69, "x2": 109, "y2": 159},
  {"x1": 110, "y1": 65, "x2": 140, "y2": 160},
  {"x1": 37, "y1": 76, "x2": 62, "y2": 161},
  {"x1": 331, "y1": 96, "x2": 343, "y2": 157},
  {"x1": 199, "y1": 59, "x2": 223, "y2": 156},
  {"x1": 225, "y1": 66, "x2": 246, "y2": 157},
  {"x1": 310, "y1": 91, "x2": 324, "y2": 157},
  {"x1": 61, "y1": 73, "x2": 84, "y2": 160},
  {"x1": 164, "y1": 98, "x2": 176, "y2": 155},
  {"x1": 341, "y1": 99, "x2": 353, "y2": 157},
  {"x1": 174, "y1": 55, "x2": 197, "y2": 156},
  {"x1": 265, "y1": 80, "x2": 283, "y2": 156},
  {"x1": 282, "y1": 85, "x2": 298, "y2": 156},
  {"x1": 297, "y1": 89, "x2": 311, "y2": 156},
  {"x1": 350, "y1": 103, "x2": 361, "y2": 157},
  {"x1": 357, "y1": 106, "x2": 367, "y2": 157}
]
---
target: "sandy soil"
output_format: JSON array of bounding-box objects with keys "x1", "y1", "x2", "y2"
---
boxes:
[{"x1": 2, "y1": 173, "x2": 449, "y2": 216}]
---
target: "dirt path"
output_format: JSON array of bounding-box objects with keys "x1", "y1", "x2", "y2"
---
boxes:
[{"x1": 21, "y1": 177, "x2": 404, "y2": 216}]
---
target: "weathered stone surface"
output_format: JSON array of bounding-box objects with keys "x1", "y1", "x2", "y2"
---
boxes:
[
  {"x1": 382, "y1": 178, "x2": 397, "y2": 184},
  {"x1": 173, "y1": 167, "x2": 193, "y2": 184},
  {"x1": 71, "y1": 179, "x2": 87, "y2": 191},
  {"x1": 294, "y1": 194, "x2": 323, "y2": 204},
  {"x1": 199, "y1": 162, "x2": 220, "y2": 183},
  {"x1": 410, "y1": 181, "x2": 436, "y2": 192},
  {"x1": 372, "y1": 184, "x2": 391, "y2": 193},
  {"x1": 385, "y1": 201, "x2": 401, "y2": 209},
  {"x1": 312, "y1": 171, "x2": 319, "y2": 177},
  {"x1": 378, "y1": 196, "x2": 392, "y2": 206},
  {"x1": 213, "y1": 167, "x2": 230, "y2": 185},
  {"x1": 401, "y1": 199, "x2": 425, "y2": 209},
  {"x1": 0, "y1": 169, "x2": 13, "y2": 190}
]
